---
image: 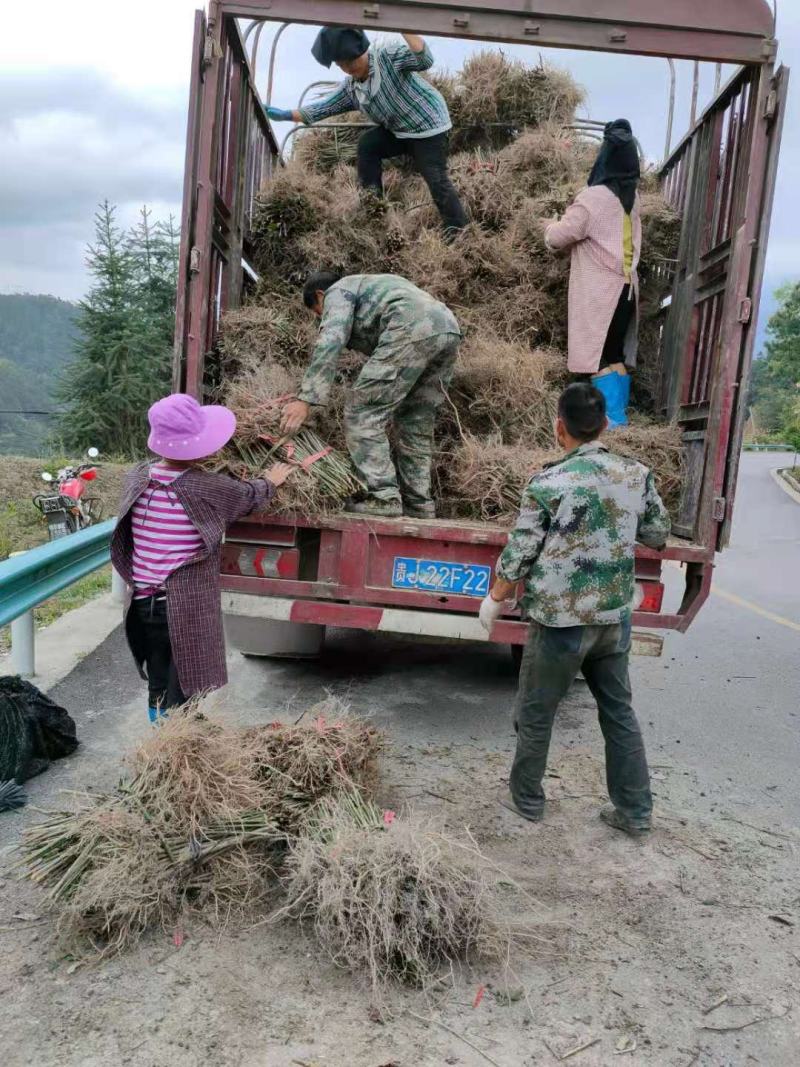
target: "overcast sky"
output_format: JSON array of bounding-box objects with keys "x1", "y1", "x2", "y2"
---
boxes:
[{"x1": 1, "y1": 1, "x2": 797, "y2": 338}]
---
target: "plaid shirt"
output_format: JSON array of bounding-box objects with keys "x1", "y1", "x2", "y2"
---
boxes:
[
  {"x1": 112, "y1": 465, "x2": 274, "y2": 696},
  {"x1": 299, "y1": 42, "x2": 451, "y2": 139}
]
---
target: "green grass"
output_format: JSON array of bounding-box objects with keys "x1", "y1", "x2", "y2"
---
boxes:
[
  {"x1": 0, "y1": 566, "x2": 112, "y2": 655},
  {"x1": 35, "y1": 566, "x2": 112, "y2": 626},
  {"x1": 0, "y1": 454, "x2": 127, "y2": 657},
  {"x1": 0, "y1": 499, "x2": 46, "y2": 559}
]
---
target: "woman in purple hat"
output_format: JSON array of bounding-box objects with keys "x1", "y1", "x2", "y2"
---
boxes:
[{"x1": 111, "y1": 394, "x2": 292, "y2": 721}]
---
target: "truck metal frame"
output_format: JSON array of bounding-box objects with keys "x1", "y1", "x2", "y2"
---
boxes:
[{"x1": 174, "y1": 0, "x2": 787, "y2": 649}]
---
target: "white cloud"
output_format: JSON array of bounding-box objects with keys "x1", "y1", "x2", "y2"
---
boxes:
[{"x1": 1, "y1": 4, "x2": 798, "y2": 300}]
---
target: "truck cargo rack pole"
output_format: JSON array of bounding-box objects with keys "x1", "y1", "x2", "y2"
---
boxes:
[
  {"x1": 266, "y1": 22, "x2": 289, "y2": 105},
  {"x1": 664, "y1": 58, "x2": 676, "y2": 162},
  {"x1": 298, "y1": 80, "x2": 339, "y2": 108}
]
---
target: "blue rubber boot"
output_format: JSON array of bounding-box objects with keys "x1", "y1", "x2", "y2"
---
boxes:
[
  {"x1": 620, "y1": 371, "x2": 631, "y2": 411},
  {"x1": 148, "y1": 706, "x2": 159, "y2": 724},
  {"x1": 592, "y1": 370, "x2": 629, "y2": 429}
]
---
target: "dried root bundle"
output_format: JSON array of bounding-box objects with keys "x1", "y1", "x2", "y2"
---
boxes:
[{"x1": 280, "y1": 792, "x2": 510, "y2": 995}]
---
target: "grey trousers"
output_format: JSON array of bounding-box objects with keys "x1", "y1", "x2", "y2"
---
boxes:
[{"x1": 510, "y1": 619, "x2": 652, "y2": 824}]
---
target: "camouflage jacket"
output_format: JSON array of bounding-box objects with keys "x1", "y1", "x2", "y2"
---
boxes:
[
  {"x1": 297, "y1": 274, "x2": 460, "y2": 406},
  {"x1": 496, "y1": 442, "x2": 671, "y2": 627}
]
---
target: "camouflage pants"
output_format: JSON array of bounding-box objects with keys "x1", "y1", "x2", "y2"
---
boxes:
[{"x1": 345, "y1": 332, "x2": 460, "y2": 506}]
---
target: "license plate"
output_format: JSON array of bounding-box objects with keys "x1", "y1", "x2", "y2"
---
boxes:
[
  {"x1": 41, "y1": 497, "x2": 65, "y2": 514},
  {"x1": 391, "y1": 556, "x2": 491, "y2": 597}
]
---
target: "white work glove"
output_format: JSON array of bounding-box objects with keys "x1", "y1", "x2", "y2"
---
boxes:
[{"x1": 479, "y1": 593, "x2": 506, "y2": 633}]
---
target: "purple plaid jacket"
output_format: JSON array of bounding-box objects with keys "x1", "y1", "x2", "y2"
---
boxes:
[{"x1": 111, "y1": 464, "x2": 274, "y2": 696}]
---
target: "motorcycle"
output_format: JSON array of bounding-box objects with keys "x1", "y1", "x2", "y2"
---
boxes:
[{"x1": 33, "y1": 448, "x2": 103, "y2": 540}]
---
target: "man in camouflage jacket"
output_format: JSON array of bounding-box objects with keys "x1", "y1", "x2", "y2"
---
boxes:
[
  {"x1": 480, "y1": 382, "x2": 671, "y2": 834},
  {"x1": 282, "y1": 271, "x2": 461, "y2": 518}
]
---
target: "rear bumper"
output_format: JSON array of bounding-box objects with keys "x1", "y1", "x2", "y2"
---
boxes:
[{"x1": 222, "y1": 592, "x2": 667, "y2": 656}]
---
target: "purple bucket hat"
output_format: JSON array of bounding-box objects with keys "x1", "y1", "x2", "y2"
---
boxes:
[{"x1": 147, "y1": 394, "x2": 236, "y2": 461}]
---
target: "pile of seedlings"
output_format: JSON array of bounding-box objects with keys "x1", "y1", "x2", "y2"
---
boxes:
[
  {"x1": 18, "y1": 699, "x2": 381, "y2": 955},
  {"x1": 17, "y1": 703, "x2": 529, "y2": 994},
  {"x1": 212, "y1": 49, "x2": 683, "y2": 519}
]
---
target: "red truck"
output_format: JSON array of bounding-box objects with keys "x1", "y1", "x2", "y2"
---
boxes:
[{"x1": 173, "y1": 0, "x2": 788, "y2": 659}]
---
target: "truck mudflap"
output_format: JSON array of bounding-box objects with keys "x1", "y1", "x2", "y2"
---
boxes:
[{"x1": 221, "y1": 591, "x2": 664, "y2": 656}]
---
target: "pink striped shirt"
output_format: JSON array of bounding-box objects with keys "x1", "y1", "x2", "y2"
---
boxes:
[{"x1": 131, "y1": 464, "x2": 204, "y2": 597}]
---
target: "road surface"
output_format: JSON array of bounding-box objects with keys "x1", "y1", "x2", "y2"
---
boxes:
[{"x1": 637, "y1": 451, "x2": 800, "y2": 824}]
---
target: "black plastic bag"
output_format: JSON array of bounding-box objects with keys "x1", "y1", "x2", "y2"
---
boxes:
[{"x1": 0, "y1": 676, "x2": 78, "y2": 786}]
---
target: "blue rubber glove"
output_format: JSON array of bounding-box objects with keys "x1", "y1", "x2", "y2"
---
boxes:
[{"x1": 266, "y1": 106, "x2": 294, "y2": 122}]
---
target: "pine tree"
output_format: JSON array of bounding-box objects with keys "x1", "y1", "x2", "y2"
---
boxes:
[
  {"x1": 57, "y1": 202, "x2": 175, "y2": 456},
  {"x1": 130, "y1": 206, "x2": 179, "y2": 335},
  {"x1": 750, "y1": 281, "x2": 800, "y2": 438}
]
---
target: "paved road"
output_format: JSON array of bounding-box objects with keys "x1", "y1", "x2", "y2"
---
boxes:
[
  {"x1": 636, "y1": 451, "x2": 800, "y2": 823},
  {"x1": 28, "y1": 451, "x2": 800, "y2": 830}
]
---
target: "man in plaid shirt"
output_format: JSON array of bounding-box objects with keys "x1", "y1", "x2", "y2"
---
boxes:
[{"x1": 267, "y1": 26, "x2": 468, "y2": 234}]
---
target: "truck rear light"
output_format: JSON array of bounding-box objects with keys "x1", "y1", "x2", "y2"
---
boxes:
[
  {"x1": 222, "y1": 544, "x2": 299, "y2": 579},
  {"x1": 636, "y1": 581, "x2": 664, "y2": 613}
]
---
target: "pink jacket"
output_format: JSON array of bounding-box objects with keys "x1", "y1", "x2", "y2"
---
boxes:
[{"x1": 545, "y1": 185, "x2": 641, "y2": 375}]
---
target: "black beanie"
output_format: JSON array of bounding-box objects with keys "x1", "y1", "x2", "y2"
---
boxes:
[{"x1": 311, "y1": 26, "x2": 370, "y2": 68}]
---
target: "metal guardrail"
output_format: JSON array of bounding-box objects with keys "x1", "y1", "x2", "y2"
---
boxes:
[
  {"x1": 0, "y1": 519, "x2": 117, "y2": 676},
  {"x1": 743, "y1": 443, "x2": 793, "y2": 451}
]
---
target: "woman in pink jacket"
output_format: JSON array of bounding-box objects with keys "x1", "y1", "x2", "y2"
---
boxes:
[{"x1": 545, "y1": 120, "x2": 641, "y2": 427}]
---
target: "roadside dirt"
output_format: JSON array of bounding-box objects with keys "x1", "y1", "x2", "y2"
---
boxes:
[{"x1": 1, "y1": 630, "x2": 798, "y2": 1067}]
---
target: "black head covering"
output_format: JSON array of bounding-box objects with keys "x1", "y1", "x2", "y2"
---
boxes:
[
  {"x1": 588, "y1": 119, "x2": 640, "y2": 215},
  {"x1": 311, "y1": 26, "x2": 370, "y2": 68}
]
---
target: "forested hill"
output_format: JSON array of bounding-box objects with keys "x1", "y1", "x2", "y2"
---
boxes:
[{"x1": 0, "y1": 294, "x2": 79, "y2": 454}]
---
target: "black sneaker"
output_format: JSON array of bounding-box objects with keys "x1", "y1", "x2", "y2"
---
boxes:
[
  {"x1": 498, "y1": 788, "x2": 543, "y2": 823},
  {"x1": 344, "y1": 498, "x2": 403, "y2": 518},
  {"x1": 600, "y1": 804, "x2": 651, "y2": 836}
]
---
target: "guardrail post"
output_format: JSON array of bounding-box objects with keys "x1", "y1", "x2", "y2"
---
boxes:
[{"x1": 11, "y1": 610, "x2": 35, "y2": 677}]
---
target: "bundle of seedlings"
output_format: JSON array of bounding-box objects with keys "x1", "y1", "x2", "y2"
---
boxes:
[
  {"x1": 217, "y1": 303, "x2": 318, "y2": 377},
  {"x1": 608, "y1": 421, "x2": 685, "y2": 513},
  {"x1": 20, "y1": 791, "x2": 280, "y2": 955},
  {"x1": 437, "y1": 435, "x2": 561, "y2": 521},
  {"x1": 431, "y1": 51, "x2": 586, "y2": 152},
  {"x1": 278, "y1": 791, "x2": 513, "y2": 996},
  {"x1": 207, "y1": 361, "x2": 365, "y2": 511},
  {"x1": 438, "y1": 420, "x2": 684, "y2": 523},
  {"x1": 216, "y1": 49, "x2": 685, "y2": 519},
  {"x1": 291, "y1": 52, "x2": 585, "y2": 173},
  {"x1": 245, "y1": 702, "x2": 383, "y2": 833},
  {"x1": 17, "y1": 699, "x2": 382, "y2": 956},
  {"x1": 451, "y1": 335, "x2": 569, "y2": 441},
  {"x1": 292, "y1": 110, "x2": 373, "y2": 173}
]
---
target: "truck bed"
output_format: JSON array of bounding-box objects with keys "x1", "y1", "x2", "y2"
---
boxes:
[{"x1": 228, "y1": 510, "x2": 710, "y2": 559}]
